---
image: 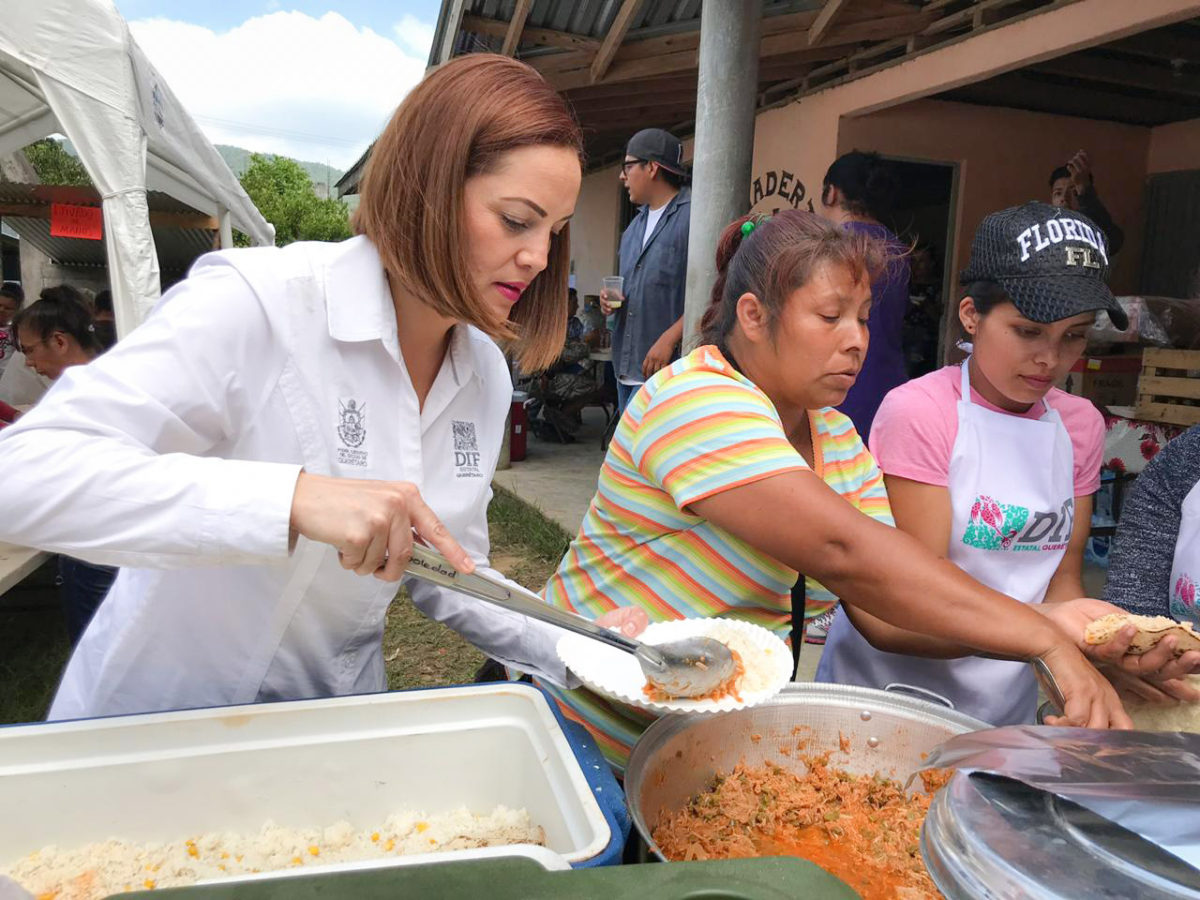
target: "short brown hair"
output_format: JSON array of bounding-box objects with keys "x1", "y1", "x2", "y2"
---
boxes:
[
  {"x1": 700, "y1": 210, "x2": 892, "y2": 352},
  {"x1": 354, "y1": 54, "x2": 583, "y2": 372}
]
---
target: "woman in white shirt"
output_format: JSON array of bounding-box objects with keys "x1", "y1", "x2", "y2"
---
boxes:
[{"x1": 0, "y1": 54, "x2": 585, "y2": 719}]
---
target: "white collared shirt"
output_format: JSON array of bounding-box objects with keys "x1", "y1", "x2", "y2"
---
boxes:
[{"x1": 0, "y1": 236, "x2": 571, "y2": 719}]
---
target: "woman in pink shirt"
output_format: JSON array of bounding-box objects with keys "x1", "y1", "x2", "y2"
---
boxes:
[{"x1": 817, "y1": 202, "x2": 1200, "y2": 725}]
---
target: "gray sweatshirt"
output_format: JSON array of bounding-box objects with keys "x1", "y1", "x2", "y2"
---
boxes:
[{"x1": 1103, "y1": 426, "x2": 1200, "y2": 616}]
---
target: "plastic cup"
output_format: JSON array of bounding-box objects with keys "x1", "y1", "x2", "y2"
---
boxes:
[{"x1": 602, "y1": 275, "x2": 624, "y2": 309}]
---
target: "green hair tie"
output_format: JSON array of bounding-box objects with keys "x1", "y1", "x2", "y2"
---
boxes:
[{"x1": 741, "y1": 220, "x2": 756, "y2": 237}]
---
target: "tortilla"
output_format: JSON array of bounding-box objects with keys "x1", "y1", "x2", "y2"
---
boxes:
[
  {"x1": 1084, "y1": 613, "x2": 1200, "y2": 656},
  {"x1": 1123, "y1": 676, "x2": 1200, "y2": 733}
]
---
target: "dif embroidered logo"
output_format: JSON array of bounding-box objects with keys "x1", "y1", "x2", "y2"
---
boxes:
[
  {"x1": 1172, "y1": 574, "x2": 1197, "y2": 622},
  {"x1": 962, "y1": 495, "x2": 1074, "y2": 552},
  {"x1": 336, "y1": 399, "x2": 367, "y2": 467},
  {"x1": 452, "y1": 420, "x2": 482, "y2": 479}
]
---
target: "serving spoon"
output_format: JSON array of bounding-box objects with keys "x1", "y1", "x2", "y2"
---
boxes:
[{"x1": 405, "y1": 544, "x2": 737, "y2": 699}]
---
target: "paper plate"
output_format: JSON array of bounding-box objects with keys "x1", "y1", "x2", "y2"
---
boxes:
[{"x1": 556, "y1": 617, "x2": 793, "y2": 716}]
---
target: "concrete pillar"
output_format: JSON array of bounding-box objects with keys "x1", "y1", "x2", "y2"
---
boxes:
[{"x1": 682, "y1": 1, "x2": 762, "y2": 349}]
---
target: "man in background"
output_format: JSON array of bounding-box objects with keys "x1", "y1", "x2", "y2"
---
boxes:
[{"x1": 602, "y1": 128, "x2": 690, "y2": 412}]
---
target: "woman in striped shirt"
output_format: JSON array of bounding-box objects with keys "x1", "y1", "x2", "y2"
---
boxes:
[{"x1": 535, "y1": 210, "x2": 1127, "y2": 771}]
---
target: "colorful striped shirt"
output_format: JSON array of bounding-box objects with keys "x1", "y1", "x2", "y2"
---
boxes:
[{"x1": 536, "y1": 345, "x2": 893, "y2": 770}]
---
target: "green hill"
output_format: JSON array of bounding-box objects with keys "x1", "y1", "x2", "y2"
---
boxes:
[
  {"x1": 215, "y1": 145, "x2": 343, "y2": 193},
  {"x1": 54, "y1": 138, "x2": 343, "y2": 194}
]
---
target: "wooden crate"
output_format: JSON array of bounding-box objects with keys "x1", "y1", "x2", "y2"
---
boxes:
[{"x1": 1135, "y1": 348, "x2": 1200, "y2": 427}]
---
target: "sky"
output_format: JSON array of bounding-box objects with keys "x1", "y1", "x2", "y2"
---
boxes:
[{"x1": 117, "y1": 1, "x2": 446, "y2": 170}]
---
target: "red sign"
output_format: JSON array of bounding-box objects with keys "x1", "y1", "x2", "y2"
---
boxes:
[{"x1": 50, "y1": 203, "x2": 103, "y2": 240}]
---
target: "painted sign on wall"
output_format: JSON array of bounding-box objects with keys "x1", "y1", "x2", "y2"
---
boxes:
[{"x1": 750, "y1": 169, "x2": 815, "y2": 214}]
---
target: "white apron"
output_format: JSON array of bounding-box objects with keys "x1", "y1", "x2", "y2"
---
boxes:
[
  {"x1": 818, "y1": 360, "x2": 1076, "y2": 725},
  {"x1": 1169, "y1": 482, "x2": 1200, "y2": 624}
]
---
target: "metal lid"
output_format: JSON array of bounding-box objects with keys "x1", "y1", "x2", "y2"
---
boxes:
[{"x1": 922, "y1": 772, "x2": 1200, "y2": 899}]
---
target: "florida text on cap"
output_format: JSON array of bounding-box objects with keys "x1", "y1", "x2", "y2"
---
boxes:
[{"x1": 961, "y1": 201, "x2": 1128, "y2": 330}]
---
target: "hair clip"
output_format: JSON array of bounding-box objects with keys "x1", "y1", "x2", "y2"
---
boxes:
[{"x1": 741, "y1": 215, "x2": 771, "y2": 238}]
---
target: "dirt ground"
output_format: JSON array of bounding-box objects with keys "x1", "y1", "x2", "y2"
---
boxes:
[
  {"x1": 0, "y1": 488, "x2": 570, "y2": 724},
  {"x1": 382, "y1": 547, "x2": 562, "y2": 690}
]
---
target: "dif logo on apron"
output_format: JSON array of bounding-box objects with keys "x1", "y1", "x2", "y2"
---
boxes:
[
  {"x1": 1173, "y1": 574, "x2": 1197, "y2": 622},
  {"x1": 962, "y1": 495, "x2": 1075, "y2": 553}
]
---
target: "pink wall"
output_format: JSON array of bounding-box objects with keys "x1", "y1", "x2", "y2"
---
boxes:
[
  {"x1": 570, "y1": 163, "x2": 622, "y2": 300},
  {"x1": 1148, "y1": 117, "x2": 1200, "y2": 174},
  {"x1": 837, "y1": 99, "x2": 1151, "y2": 294},
  {"x1": 578, "y1": 1, "x2": 1199, "y2": 328}
]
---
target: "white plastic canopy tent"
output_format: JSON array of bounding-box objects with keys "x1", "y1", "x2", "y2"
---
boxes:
[{"x1": 0, "y1": 0, "x2": 274, "y2": 337}]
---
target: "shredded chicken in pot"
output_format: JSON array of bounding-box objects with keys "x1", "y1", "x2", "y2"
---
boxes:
[{"x1": 652, "y1": 753, "x2": 951, "y2": 900}]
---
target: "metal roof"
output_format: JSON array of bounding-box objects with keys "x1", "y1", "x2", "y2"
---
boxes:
[
  {"x1": 448, "y1": 0, "x2": 821, "y2": 60},
  {"x1": 0, "y1": 182, "x2": 217, "y2": 275},
  {"x1": 427, "y1": 1, "x2": 1200, "y2": 169}
]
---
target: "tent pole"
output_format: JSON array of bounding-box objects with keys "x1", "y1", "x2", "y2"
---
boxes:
[{"x1": 217, "y1": 205, "x2": 233, "y2": 248}]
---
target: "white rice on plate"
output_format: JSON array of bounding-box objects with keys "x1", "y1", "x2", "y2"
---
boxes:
[
  {"x1": 4, "y1": 805, "x2": 543, "y2": 899},
  {"x1": 693, "y1": 620, "x2": 780, "y2": 696}
]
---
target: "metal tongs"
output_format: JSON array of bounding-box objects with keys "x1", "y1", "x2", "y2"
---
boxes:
[
  {"x1": 1032, "y1": 655, "x2": 1068, "y2": 714},
  {"x1": 404, "y1": 544, "x2": 736, "y2": 699}
]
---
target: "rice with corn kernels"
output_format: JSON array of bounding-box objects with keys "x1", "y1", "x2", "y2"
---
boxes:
[{"x1": 5, "y1": 806, "x2": 543, "y2": 899}]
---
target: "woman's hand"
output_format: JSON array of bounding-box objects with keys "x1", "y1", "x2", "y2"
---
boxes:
[
  {"x1": 1038, "y1": 640, "x2": 1132, "y2": 729},
  {"x1": 289, "y1": 472, "x2": 473, "y2": 581},
  {"x1": 594, "y1": 606, "x2": 649, "y2": 639},
  {"x1": 1040, "y1": 598, "x2": 1200, "y2": 683},
  {"x1": 1103, "y1": 667, "x2": 1200, "y2": 705}
]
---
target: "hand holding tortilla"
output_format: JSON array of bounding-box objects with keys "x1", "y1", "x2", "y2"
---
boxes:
[
  {"x1": 1085, "y1": 613, "x2": 1200, "y2": 656},
  {"x1": 1041, "y1": 600, "x2": 1200, "y2": 701}
]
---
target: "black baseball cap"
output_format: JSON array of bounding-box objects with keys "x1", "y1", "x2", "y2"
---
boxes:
[
  {"x1": 960, "y1": 201, "x2": 1127, "y2": 330},
  {"x1": 625, "y1": 128, "x2": 687, "y2": 176}
]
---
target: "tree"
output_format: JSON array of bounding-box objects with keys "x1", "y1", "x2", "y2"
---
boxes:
[
  {"x1": 236, "y1": 153, "x2": 351, "y2": 247},
  {"x1": 24, "y1": 138, "x2": 91, "y2": 186}
]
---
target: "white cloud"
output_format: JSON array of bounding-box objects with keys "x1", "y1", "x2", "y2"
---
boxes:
[
  {"x1": 129, "y1": 11, "x2": 432, "y2": 170},
  {"x1": 394, "y1": 14, "x2": 435, "y2": 58}
]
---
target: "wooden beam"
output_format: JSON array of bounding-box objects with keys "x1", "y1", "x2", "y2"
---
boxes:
[
  {"x1": 0, "y1": 202, "x2": 218, "y2": 231},
  {"x1": 541, "y1": 10, "x2": 932, "y2": 91},
  {"x1": 802, "y1": 0, "x2": 1084, "y2": 97},
  {"x1": 566, "y1": 74, "x2": 698, "y2": 101},
  {"x1": 501, "y1": 0, "x2": 533, "y2": 56},
  {"x1": 760, "y1": 11, "x2": 932, "y2": 57},
  {"x1": 577, "y1": 109, "x2": 698, "y2": 133},
  {"x1": 590, "y1": 0, "x2": 646, "y2": 83},
  {"x1": 460, "y1": 14, "x2": 600, "y2": 52},
  {"x1": 809, "y1": 0, "x2": 853, "y2": 47},
  {"x1": 568, "y1": 88, "x2": 699, "y2": 114},
  {"x1": 1032, "y1": 53, "x2": 1200, "y2": 99},
  {"x1": 942, "y1": 71, "x2": 1197, "y2": 126},
  {"x1": 921, "y1": 0, "x2": 1045, "y2": 39},
  {"x1": 1108, "y1": 29, "x2": 1200, "y2": 63}
]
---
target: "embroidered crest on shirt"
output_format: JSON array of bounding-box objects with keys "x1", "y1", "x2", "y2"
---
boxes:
[
  {"x1": 452, "y1": 420, "x2": 483, "y2": 479},
  {"x1": 962, "y1": 494, "x2": 1073, "y2": 552},
  {"x1": 336, "y1": 399, "x2": 368, "y2": 467}
]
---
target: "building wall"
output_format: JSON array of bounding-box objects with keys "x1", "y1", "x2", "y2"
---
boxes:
[
  {"x1": 1148, "y1": 117, "x2": 1200, "y2": 175},
  {"x1": 574, "y1": 0, "x2": 1197, "y2": 311},
  {"x1": 836, "y1": 99, "x2": 1151, "y2": 295},
  {"x1": 570, "y1": 163, "x2": 622, "y2": 300},
  {"x1": 19, "y1": 243, "x2": 109, "y2": 302}
]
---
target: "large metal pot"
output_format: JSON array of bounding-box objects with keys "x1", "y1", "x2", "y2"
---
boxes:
[{"x1": 625, "y1": 682, "x2": 987, "y2": 860}]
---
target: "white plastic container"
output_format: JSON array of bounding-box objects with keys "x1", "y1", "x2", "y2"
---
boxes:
[{"x1": 0, "y1": 684, "x2": 611, "y2": 871}]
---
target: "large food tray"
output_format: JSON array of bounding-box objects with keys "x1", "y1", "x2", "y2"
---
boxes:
[{"x1": 0, "y1": 684, "x2": 613, "y2": 877}]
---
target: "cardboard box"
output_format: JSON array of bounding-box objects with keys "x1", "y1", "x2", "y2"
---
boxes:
[{"x1": 1060, "y1": 355, "x2": 1142, "y2": 407}]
